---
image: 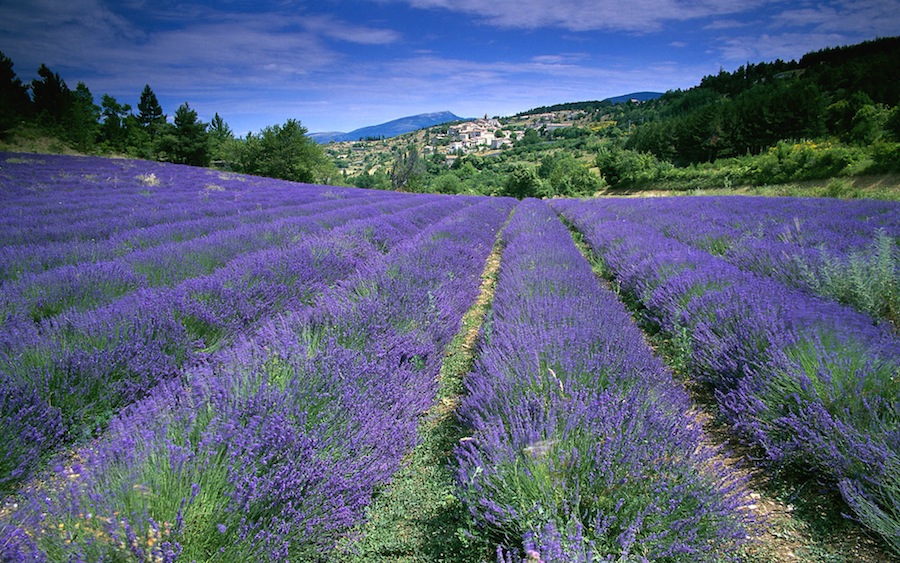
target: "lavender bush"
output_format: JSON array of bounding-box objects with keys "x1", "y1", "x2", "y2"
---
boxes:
[
  {"x1": 455, "y1": 200, "x2": 751, "y2": 562},
  {"x1": 554, "y1": 197, "x2": 900, "y2": 555}
]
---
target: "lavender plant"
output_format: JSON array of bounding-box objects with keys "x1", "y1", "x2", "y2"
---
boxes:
[
  {"x1": 554, "y1": 197, "x2": 900, "y2": 555},
  {"x1": 455, "y1": 200, "x2": 751, "y2": 562}
]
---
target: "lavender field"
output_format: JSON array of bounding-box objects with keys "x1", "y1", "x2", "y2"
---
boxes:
[{"x1": 1, "y1": 152, "x2": 898, "y2": 562}]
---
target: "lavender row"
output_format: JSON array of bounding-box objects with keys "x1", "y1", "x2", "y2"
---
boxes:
[
  {"x1": 0, "y1": 196, "x2": 473, "y2": 494},
  {"x1": 0, "y1": 153, "x2": 376, "y2": 246},
  {"x1": 592, "y1": 196, "x2": 900, "y2": 323},
  {"x1": 455, "y1": 200, "x2": 751, "y2": 562},
  {"x1": 0, "y1": 195, "x2": 425, "y2": 322},
  {"x1": 0, "y1": 197, "x2": 514, "y2": 561},
  {"x1": 553, "y1": 198, "x2": 900, "y2": 554},
  {"x1": 0, "y1": 191, "x2": 388, "y2": 283}
]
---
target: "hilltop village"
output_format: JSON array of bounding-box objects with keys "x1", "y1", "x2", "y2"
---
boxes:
[{"x1": 325, "y1": 109, "x2": 595, "y2": 177}]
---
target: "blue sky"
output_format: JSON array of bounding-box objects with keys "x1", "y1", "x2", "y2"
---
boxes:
[{"x1": 1, "y1": 0, "x2": 896, "y2": 136}]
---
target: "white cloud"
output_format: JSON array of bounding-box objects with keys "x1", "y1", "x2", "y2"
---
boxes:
[
  {"x1": 717, "y1": 32, "x2": 851, "y2": 62},
  {"x1": 703, "y1": 19, "x2": 750, "y2": 30},
  {"x1": 774, "y1": 0, "x2": 900, "y2": 36},
  {"x1": 0, "y1": 1, "x2": 398, "y2": 88},
  {"x1": 712, "y1": 0, "x2": 899, "y2": 63},
  {"x1": 399, "y1": 0, "x2": 764, "y2": 32},
  {"x1": 303, "y1": 14, "x2": 402, "y2": 45}
]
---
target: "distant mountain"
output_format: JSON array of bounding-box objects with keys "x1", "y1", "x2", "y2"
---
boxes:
[{"x1": 310, "y1": 111, "x2": 467, "y2": 143}]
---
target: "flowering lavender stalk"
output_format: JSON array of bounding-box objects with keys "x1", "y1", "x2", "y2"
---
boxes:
[
  {"x1": 553, "y1": 197, "x2": 900, "y2": 555},
  {"x1": 456, "y1": 199, "x2": 751, "y2": 562}
]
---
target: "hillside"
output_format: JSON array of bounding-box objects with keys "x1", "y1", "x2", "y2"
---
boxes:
[{"x1": 514, "y1": 91, "x2": 664, "y2": 115}]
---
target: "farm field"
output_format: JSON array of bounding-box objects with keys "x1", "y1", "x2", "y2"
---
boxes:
[{"x1": 1, "y1": 152, "x2": 898, "y2": 562}]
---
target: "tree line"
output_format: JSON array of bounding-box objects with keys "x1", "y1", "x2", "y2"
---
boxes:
[{"x1": 0, "y1": 52, "x2": 336, "y2": 184}]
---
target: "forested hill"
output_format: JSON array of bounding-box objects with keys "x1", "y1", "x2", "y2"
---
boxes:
[
  {"x1": 622, "y1": 36, "x2": 900, "y2": 165},
  {"x1": 515, "y1": 92, "x2": 663, "y2": 116}
]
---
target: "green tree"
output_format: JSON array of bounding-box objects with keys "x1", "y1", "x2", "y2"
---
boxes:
[
  {"x1": 516, "y1": 128, "x2": 541, "y2": 147},
  {"x1": 502, "y1": 164, "x2": 542, "y2": 199},
  {"x1": 595, "y1": 146, "x2": 660, "y2": 186},
  {"x1": 137, "y1": 84, "x2": 165, "y2": 133},
  {"x1": 390, "y1": 144, "x2": 426, "y2": 191},
  {"x1": 885, "y1": 106, "x2": 900, "y2": 141},
  {"x1": 208, "y1": 113, "x2": 232, "y2": 143},
  {"x1": 238, "y1": 119, "x2": 332, "y2": 183},
  {"x1": 540, "y1": 154, "x2": 603, "y2": 196},
  {"x1": 208, "y1": 113, "x2": 234, "y2": 165},
  {"x1": 100, "y1": 94, "x2": 132, "y2": 151},
  {"x1": 65, "y1": 82, "x2": 100, "y2": 151},
  {"x1": 31, "y1": 64, "x2": 70, "y2": 126},
  {"x1": 157, "y1": 102, "x2": 210, "y2": 166},
  {"x1": 848, "y1": 103, "x2": 890, "y2": 145},
  {"x1": 353, "y1": 169, "x2": 391, "y2": 190},
  {"x1": 0, "y1": 51, "x2": 30, "y2": 135},
  {"x1": 430, "y1": 172, "x2": 463, "y2": 194}
]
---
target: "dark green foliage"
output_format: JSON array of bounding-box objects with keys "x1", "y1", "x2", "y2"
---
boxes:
[
  {"x1": 30, "y1": 64, "x2": 70, "y2": 125},
  {"x1": 99, "y1": 94, "x2": 132, "y2": 151},
  {"x1": 208, "y1": 113, "x2": 235, "y2": 165},
  {"x1": 539, "y1": 153, "x2": 603, "y2": 196},
  {"x1": 0, "y1": 51, "x2": 30, "y2": 135},
  {"x1": 595, "y1": 146, "x2": 664, "y2": 186},
  {"x1": 629, "y1": 80, "x2": 827, "y2": 164},
  {"x1": 65, "y1": 83, "x2": 100, "y2": 151},
  {"x1": 353, "y1": 169, "x2": 391, "y2": 190},
  {"x1": 502, "y1": 164, "x2": 542, "y2": 199},
  {"x1": 27, "y1": 66, "x2": 100, "y2": 151},
  {"x1": 800, "y1": 36, "x2": 900, "y2": 106},
  {"x1": 232, "y1": 119, "x2": 335, "y2": 183},
  {"x1": 137, "y1": 84, "x2": 165, "y2": 131},
  {"x1": 157, "y1": 102, "x2": 210, "y2": 167},
  {"x1": 516, "y1": 128, "x2": 541, "y2": 147}
]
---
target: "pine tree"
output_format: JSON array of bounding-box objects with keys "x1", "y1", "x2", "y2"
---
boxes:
[
  {"x1": 65, "y1": 82, "x2": 100, "y2": 150},
  {"x1": 137, "y1": 84, "x2": 165, "y2": 131}
]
